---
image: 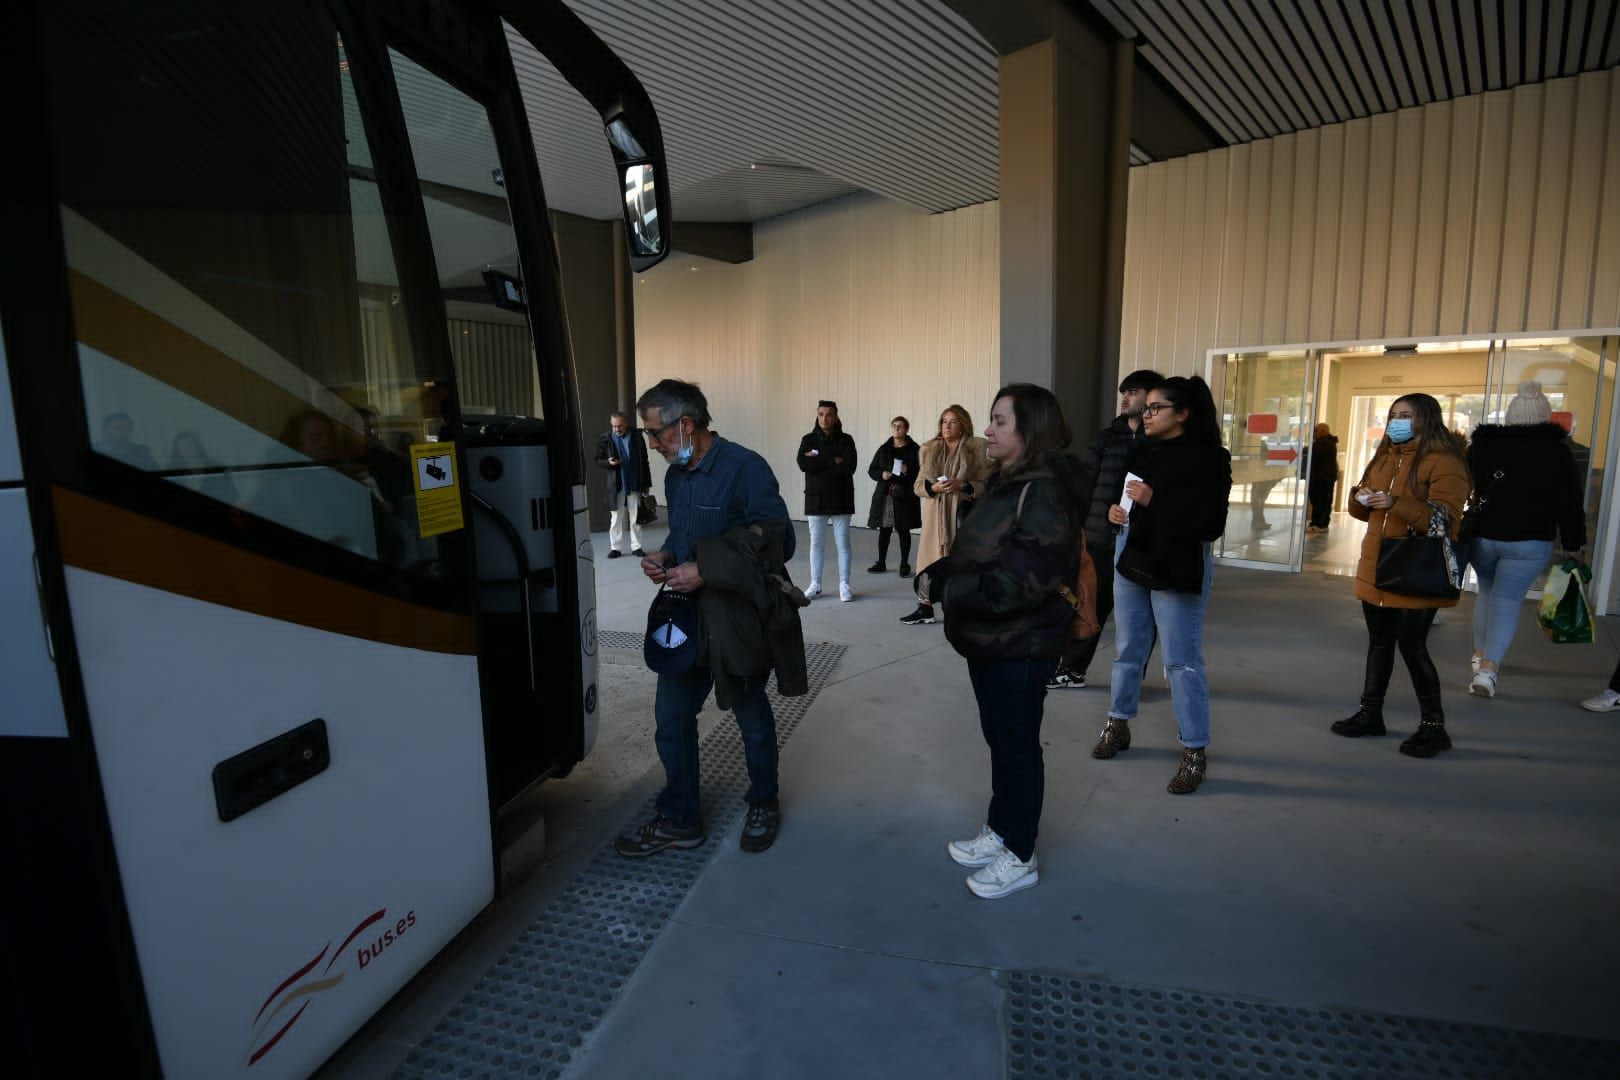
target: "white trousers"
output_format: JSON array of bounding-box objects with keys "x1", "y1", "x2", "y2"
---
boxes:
[{"x1": 609, "y1": 491, "x2": 644, "y2": 552}]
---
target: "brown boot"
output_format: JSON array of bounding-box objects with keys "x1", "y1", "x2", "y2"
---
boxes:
[
  {"x1": 1167, "y1": 747, "x2": 1207, "y2": 794},
  {"x1": 1091, "y1": 717, "x2": 1132, "y2": 759}
]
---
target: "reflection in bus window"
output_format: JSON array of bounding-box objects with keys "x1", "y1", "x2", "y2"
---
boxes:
[
  {"x1": 390, "y1": 49, "x2": 544, "y2": 420},
  {"x1": 42, "y1": 4, "x2": 446, "y2": 567}
]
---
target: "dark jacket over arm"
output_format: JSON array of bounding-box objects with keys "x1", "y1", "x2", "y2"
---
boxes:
[{"x1": 693, "y1": 519, "x2": 809, "y2": 709}]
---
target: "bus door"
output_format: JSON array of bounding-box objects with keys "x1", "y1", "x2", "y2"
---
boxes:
[{"x1": 5, "y1": 2, "x2": 668, "y2": 1077}]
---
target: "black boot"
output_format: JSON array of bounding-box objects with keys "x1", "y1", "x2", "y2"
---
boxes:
[
  {"x1": 1331, "y1": 704, "x2": 1386, "y2": 737},
  {"x1": 1400, "y1": 697, "x2": 1452, "y2": 758}
]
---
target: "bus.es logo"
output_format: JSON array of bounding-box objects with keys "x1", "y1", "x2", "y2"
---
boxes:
[{"x1": 248, "y1": 907, "x2": 417, "y2": 1065}]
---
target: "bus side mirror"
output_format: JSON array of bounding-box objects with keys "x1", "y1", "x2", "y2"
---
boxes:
[{"x1": 606, "y1": 117, "x2": 667, "y2": 268}]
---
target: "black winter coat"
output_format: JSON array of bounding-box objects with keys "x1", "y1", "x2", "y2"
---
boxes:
[
  {"x1": 594, "y1": 429, "x2": 652, "y2": 507},
  {"x1": 1081, "y1": 415, "x2": 1146, "y2": 550},
  {"x1": 693, "y1": 520, "x2": 809, "y2": 709},
  {"x1": 1307, "y1": 434, "x2": 1339, "y2": 490},
  {"x1": 1466, "y1": 423, "x2": 1586, "y2": 549},
  {"x1": 1117, "y1": 436, "x2": 1232, "y2": 594},
  {"x1": 865, "y1": 437, "x2": 922, "y2": 531},
  {"x1": 796, "y1": 426, "x2": 858, "y2": 516}
]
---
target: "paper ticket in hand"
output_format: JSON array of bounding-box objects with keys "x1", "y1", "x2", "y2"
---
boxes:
[
  {"x1": 1356, "y1": 490, "x2": 1376, "y2": 506},
  {"x1": 1119, "y1": 471, "x2": 1145, "y2": 513}
]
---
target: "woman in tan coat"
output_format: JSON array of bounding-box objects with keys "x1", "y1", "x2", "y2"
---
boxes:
[
  {"x1": 1332, "y1": 393, "x2": 1470, "y2": 757},
  {"x1": 899, "y1": 404, "x2": 990, "y2": 625}
]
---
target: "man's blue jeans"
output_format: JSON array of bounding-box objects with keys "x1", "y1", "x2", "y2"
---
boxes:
[
  {"x1": 654, "y1": 667, "x2": 778, "y2": 828},
  {"x1": 966, "y1": 657, "x2": 1058, "y2": 863},
  {"x1": 1108, "y1": 530, "x2": 1214, "y2": 749},
  {"x1": 1470, "y1": 537, "x2": 1554, "y2": 666}
]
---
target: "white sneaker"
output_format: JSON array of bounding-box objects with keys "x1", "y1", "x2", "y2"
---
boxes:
[
  {"x1": 1469, "y1": 670, "x2": 1497, "y2": 698},
  {"x1": 1581, "y1": 689, "x2": 1620, "y2": 713},
  {"x1": 947, "y1": 825, "x2": 1006, "y2": 868},
  {"x1": 966, "y1": 850, "x2": 1039, "y2": 899},
  {"x1": 804, "y1": 582, "x2": 821, "y2": 601},
  {"x1": 839, "y1": 583, "x2": 854, "y2": 602}
]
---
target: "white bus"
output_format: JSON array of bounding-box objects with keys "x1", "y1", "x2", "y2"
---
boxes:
[{"x1": 0, "y1": 1, "x2": 669, "y2": 1075}]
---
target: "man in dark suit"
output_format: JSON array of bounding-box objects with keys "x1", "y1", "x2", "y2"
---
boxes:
[{"x1": 595, "y1": 410, "x2": 652, "y2": 557}]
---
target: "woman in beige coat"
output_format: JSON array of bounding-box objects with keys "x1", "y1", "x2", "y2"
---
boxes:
[
  {"x1": 1331, "y1": 392, "x2": 1470, "y2": 757},
  {"x1": 900, "y1": 404, "x2": 990, "y2": 625}
]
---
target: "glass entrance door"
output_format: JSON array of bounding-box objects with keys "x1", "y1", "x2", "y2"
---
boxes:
[{"x1": 1215, "y1": 349, "x2": 1318, "y2": 570}]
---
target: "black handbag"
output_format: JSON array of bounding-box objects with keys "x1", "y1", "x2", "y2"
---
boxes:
[
  {"x1": 636, "y1": 492, "x2": 658, "y2": 526},
  {"x1": 1375, "y1": 501, "x2": 1465, "y2": 600}
]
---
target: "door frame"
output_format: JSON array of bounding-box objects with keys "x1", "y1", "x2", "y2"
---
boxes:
[{"x1": 1206, "y1": 329, "x2": 1620, "y2": 615}]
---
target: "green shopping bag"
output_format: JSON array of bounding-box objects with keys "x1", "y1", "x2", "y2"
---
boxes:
[{"x1": 1538, "y1": 559, "x2": 1594, "y2": 644}]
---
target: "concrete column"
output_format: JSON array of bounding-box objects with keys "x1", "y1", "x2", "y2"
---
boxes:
[{"x1": 997, "y1": 11, "x2": 1132, "y2": 437}]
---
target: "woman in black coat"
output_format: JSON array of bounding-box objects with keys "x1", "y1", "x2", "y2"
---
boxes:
[
  {"x1": 865, "y1": 416, "x2": 921, "y2": 576},
  {"x1": 796, "y1": 400, "x2": 858, "y2": 601}
]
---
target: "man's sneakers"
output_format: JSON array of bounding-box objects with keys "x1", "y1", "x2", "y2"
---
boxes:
[
  {"x1": 606, "y1": 550, "x2": 623, "y2": 559},
  {"x1": 966, "y1": 850, "x2": 1039, "y2": 899},
  {"x1": 1581, "y1": 689, "x2": 1620, "y2": 713},
  {"x1": 632, "y1": 548, "x2": 646, "y2": 557},
  {"x1": 740, "y1": 800, "x2": 781, "y2": 853},
  {"x1": 899, "y1": 604, "x2": 936, "y2": 625},
  {"x1": 614, "y1": 815, "x2": 705, "y2": 857},
  {"x1": 947, "y1": 825, "x2": 1006, "y2": 867},
  {"x1": 1046, "y1": 666, "x2": 1087, "y2": 690}
]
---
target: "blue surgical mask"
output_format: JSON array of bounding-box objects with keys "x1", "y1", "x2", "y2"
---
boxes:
[
  {"x1": 674, "y1": 424, "x2": 695, "y2": 467},
  {"x1": 1386, "y1": 418, "x2": 1415, "y2": 444}
]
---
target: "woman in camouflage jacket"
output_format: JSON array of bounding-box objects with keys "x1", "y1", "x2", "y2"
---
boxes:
[{"x1": 933, "y1": 383, "x2": 1084, "y2": 901}]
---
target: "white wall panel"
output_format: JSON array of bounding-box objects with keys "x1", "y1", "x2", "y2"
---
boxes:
[
  {"x1": 634, "y1": 194, "x2": 1000, "y2": 522},
  {"x1": 1121, "y1": 69, "x2": 1620, "y2": 373}
]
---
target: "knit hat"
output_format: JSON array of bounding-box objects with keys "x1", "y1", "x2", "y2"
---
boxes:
[{"x1": 1503, "y1": 380, "x2": 1552, "y2": 425}]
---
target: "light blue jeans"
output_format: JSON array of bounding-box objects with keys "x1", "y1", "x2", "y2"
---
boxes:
[
  {"x1": 806, "y1": 514, "x2": 853, "y2": 587},
  {"x1": 1108, "y1": 529, "x2": 1214, "y2": 748},
  {"x1": 1470, "y1": 537, "x2": 1554, "y2": 666}
]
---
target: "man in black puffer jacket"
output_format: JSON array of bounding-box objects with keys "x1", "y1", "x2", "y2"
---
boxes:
[{"x1": 1048, "y1": 369, "x2": 1162, "y2": 689}]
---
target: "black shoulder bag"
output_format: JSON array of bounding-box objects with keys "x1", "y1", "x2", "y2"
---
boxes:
[{"x1": 1374, "y1": 501, "x2": 1465, "y2": 600}]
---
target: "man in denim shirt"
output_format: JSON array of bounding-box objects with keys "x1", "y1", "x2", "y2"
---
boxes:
[{"x1": 617, "y1": 378, "x2": 795, "y2": 857}]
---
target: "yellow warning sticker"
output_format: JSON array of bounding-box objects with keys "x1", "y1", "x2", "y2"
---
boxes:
[{"x1": 411, "y1": 441, "x2": 464, "y2": 538}]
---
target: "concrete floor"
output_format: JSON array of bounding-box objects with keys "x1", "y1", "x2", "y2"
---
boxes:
[{"x1": 326, "y1": 520, "x2": 1620, "y2": 1077}]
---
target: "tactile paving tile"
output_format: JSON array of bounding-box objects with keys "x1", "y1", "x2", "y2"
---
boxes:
[
  {"x1": 595, "y1": 629, "x2": 645, "y2": 651},
  {"x1": 1003, "y1": 972, "x2": 1619, "y2": 1079},
  {"x1": 396, "y1": 638, "x2": 845, "y2": 1080}
]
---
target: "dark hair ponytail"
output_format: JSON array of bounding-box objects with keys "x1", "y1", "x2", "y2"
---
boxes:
[{"x1": 1156, "y1": 376, "x2": 1222, "y2": 446}]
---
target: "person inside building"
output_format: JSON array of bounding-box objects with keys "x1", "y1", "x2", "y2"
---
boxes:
[
  {"x1": 619, "y1": 379, "x2": 802, "y2": 857},
  {"x1": 900, "y1": 404, "x2": 989, "y2": 625},
  {"x1": 932, "y1": 384, "x2": 1082, "y2": 899},
  {"x1": 1332, "y1": 393, "x2": 1470, "y2": 757},
  {"x1": 1049, "y1": 369, "x2": 1162, "y2": 690},
  {"x1": 866, "y1": 415, "x2": 921, "y2": 577},
  {"x1": 797, "y1": 400, "x2": 859, "y2": 602},
  {"x1": 595, "y1": 410, "x2": 653, "y2": 559},
  {"x1": 1099, "y1": 376, "x2": 1231, "y2": 794},
  {"x1": 1305, "y1": 422, "x2": 1340, "y2": 534},
  {"x1": 1463, "y1": 381, "x2": 1586, "y2": 698}
]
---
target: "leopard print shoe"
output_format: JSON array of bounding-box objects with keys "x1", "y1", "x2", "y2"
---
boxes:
[
  {"x1": 1091, "y1": 717, "x2": 1132, "y2": 760},
  {"x1": 1167, "y1": 747, "x2": 1207, "y2": 794}
]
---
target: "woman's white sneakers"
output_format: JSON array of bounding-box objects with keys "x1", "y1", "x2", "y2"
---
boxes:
[
  {"x1": 803, "y1": 582, "x2": 822, "y2": 601},
  {"x1": 1581, "y1": 689, "x2": 1620, "y2": 713},
  {"x1": 948, "y1": 826, "x2": 1038, "y2": 898},
  {"x1": 1468, "y1": 669, "x2": 1497, "y2": 698},
  {"x1": 967, "y1": 851, "x2": 1039, "y2": 899},
  {"x1": 839, "y1": 583, "x2": 854, "y2": 602}
]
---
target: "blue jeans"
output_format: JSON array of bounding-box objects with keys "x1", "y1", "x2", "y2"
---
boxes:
[
  {"x1": 1470, "y1": 537, "x2": 1554, "y2": 666},
  {"x1": 654, "y1": 667, "x2": 778, "y2": 828},
  {"x1": 1108, "y1": 531, "x2": 1214, "y2": 748},
  {"x1": 807, "y1": 513, "x2": 853, "y2": 587},
  {"x1": 967, "y1": 658, "x2": 1058, "y2": 862}
]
